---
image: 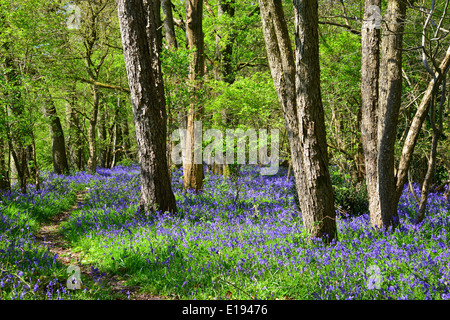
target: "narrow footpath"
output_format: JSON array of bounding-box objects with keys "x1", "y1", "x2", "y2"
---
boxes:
[{"x1": 35, "y1": 191, "x2": 166, "y2": 300}]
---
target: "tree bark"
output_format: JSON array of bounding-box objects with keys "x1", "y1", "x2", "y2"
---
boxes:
[
  {"x1": 3, "y1": 47, "x2": 29, "y2": 193},
  {"x1": 87, "y1": 85, "x2": 100, "y2": 173},
  {"x1": 376, "y1": 0, "x2": 407, "y2": 228},
  {"x1": 43, "y1": 88, "x2": 69, "y2": 175},
  {"x1": 360, "y1": 0, "x2": 381, "y2": 228},
  {"x1": 66, "y1": 94, "x2": 86, "y2": 171},
  {"x1": 395, "y1": 45, "x2": 450, "y2": 204},
  {"x1": 360, "y1": 0, "x2": 407, "y2": 230},
  {"x1": 183, "y1": 0, "x2": 205, "y2": 192},
  {"x1": 217, "y1": 0, "x2": 236, "y2": 85},
  {"x1": 293, "y1": 0, "x2": 337, "y2": 242},
  {"x1": 118, "y1": 0, "x2": 177, "y2": 213},
  {"x1": 0, "y1": 136, "x2": 10, "y2": 191},
  {"x1": 258, "y1": 0, "x2": 337, "y2": 243},
  {"x1": 162, "y1": 0, "x2": 178, "y2": 50},
  {"x1": 98, "y1": 101, "x2": 108, "y2": 168}
]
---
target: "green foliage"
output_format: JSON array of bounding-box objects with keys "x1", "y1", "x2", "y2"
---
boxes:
[
  {"x1": 205, "y1": 72, "x2": 281, "y2": 130},
  {"x1": 330, "y1": 166, "x2": 368, "y2": 216},
  {"x1": 115, "y1": 158, "x2": 135, "y2": 167}
]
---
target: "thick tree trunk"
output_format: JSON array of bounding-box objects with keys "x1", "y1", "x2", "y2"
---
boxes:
[
  {"x1": 293, "y1": 0, "x2": 337, "y2": 242},
  {"x1": 121, "y1": 116, "x2": 132, "y2": 160},
  {"x1": 259, "y1": 0, "x2": 337, "y2": 243},
  {"x1": 118, "y1": 0, "x2": 177, "y2": 213},
  {"x1": 3, "y1": 49, "x2": 29, "y2": 193},
  {"x1": 217, "y1": 0, "x2": 235, "y2": 85},
  {"x1": 183, "y1": 0, "x2": 205, "y2": 192}
]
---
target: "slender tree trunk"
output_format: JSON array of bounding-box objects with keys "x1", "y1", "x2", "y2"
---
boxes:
[
  {"x1": 66, "y1": 95, "x2": 85, "y2": 171},
  {"x1": 43, "y1": 89, "x2": 69, "y2": 175},
  {"x1": 98, "y1": 102, "x2": 108, "y2": 168},
  {"x1": 217, "y1": 0, "x2": 235, "y2": 85},
  {"x1": 212, "y1": 0, "x2": 236, "y2": 175},
  {"x1": 360, "y1": 0, "x2": 381, "y2": 228},
  {"x1": 3, "y1": 49, "x2": 29, "y2": 193},
  {"x1": 184, "y1": 0, "x2": 205, "y2": 192},
  {"x1": 395, "y1": 45, "x2": 450, "y2": 204},
  {"x1": 87, "y1": 85, "x2": 100, "y2": 174},
  {"x1": 161, "y1": 0, "x2": 178, "y2": 174},
  {"x1": 30, "y1": 131, "x2": 40, "y2": 190},
  {"x1": 376, "y1": 0, "x2": 407, "y2": 228},
  {"x1": 162, "y1": 0, "x2": 178, "y2": 50},
  {"x1": 118, "y1": 0, "x2": 177, "y2": 213},
  {"x1": 152, "y1": 0, "x2": 163, "y2": 52},
  {"x1": 0, "y1": 136, "x2": 10, "y2": 191}
]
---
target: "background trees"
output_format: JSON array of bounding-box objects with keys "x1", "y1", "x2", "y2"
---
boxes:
[{"x1": 0, "y1": 0, "x2": 448, "y2": 232}]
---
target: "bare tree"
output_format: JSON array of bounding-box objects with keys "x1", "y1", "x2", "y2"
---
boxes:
[{"x1": 412, "y1": 0, "x2": 450, "y2": 223}]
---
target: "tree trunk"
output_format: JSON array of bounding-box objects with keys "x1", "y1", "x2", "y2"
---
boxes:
[
  {"x1": 360, "y1": 0, "x2": 381, "y2": 228},
  {"x1": 161, "y1": 0, "x2": 178, "y2": 174},
  {"x1": 66, "y1": 94, "x2": 86, "y2": 171},
  {"x1": 258, "y1": 0, "x2": 337, "y2": 243},
  {"x1": 293, "y1": 0, "x2": 337, "y2": 242},
  {"x1": 87, "y1": 85, "x2": 100, "y2": 174},
  {"x1": 360, "y1": 0, "x2": 407, "y2": 230},
  {"x1": 376, "y1": 0, "x2": 407, "y2": 228},
  {"x1": 162, "y1": 0, "x2": 177, "y2": 50},
  {"x1": 395, "y1": 45, "x2": 450, "y2": 204},
  {"x1": 98, "y1": 102, "x2": 108, "y2": 168},
  {"x1": 183, "y1": 0, "x2": 205, "y2": 192},
  {"x1": 29, "y1": 131, "x2": 40, "y2": 190},
  {"x1": 43, "y1": 89, "x2": 69, "y2": 175},
  {"x1": 0, "y1": 136, "x2": 10, "y2": 191},
  {"x1": 217, "y1": 0, "x2": 236, "y2": 85},
  {"x1": 118, "y1": 0, "x2": 177, "y2": 213}
]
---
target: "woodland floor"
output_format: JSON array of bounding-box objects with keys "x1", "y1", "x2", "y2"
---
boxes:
[{"x1": 34, "y1": 191, "x2": 167, "y2": 300}]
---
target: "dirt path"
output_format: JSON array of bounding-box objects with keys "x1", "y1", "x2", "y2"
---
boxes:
[{"x1": 35, "y1": 191, "x2": 167, "y2": 300}]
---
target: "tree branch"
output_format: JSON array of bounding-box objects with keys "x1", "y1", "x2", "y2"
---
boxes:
[
  {"x1": 77, "y1": 78, "x2": 130, "y2": 93},
  {"x1": 318, "y1": 20, "x2": 361, "y2": 35}
]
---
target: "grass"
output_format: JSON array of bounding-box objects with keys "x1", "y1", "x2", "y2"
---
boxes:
[{"x1": 0, "y1": 164, "x2": 450, "y2": 300}]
